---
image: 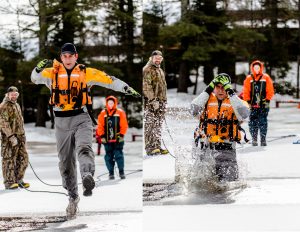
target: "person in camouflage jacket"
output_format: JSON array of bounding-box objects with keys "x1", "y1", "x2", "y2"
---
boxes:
[
  {"x1": 143, "y1": 50, "x2": 168, "y2": 156},
  {"x1": 0, "y1": 86, "x2": 29, "y2": 190}
]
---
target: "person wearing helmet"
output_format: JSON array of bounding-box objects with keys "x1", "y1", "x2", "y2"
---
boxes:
[
  {"x1": 243, "y1": 60, "x2": 274, "y2": 146},
  {"x1": 190, "y1": 73, "x2": 250, "y2": 185},
  {"x1": 0, "y1": 86, "x2": 30, "y2": 190},
  {"x1": 143, "y1": 50, "x2": 168, "y2": 156},
  {"x1": 30, "y1": 42, "x2": 140, "y2": 219},
  {"x1": 96, "y1": 96, "x2": 128, "y2": 180}
]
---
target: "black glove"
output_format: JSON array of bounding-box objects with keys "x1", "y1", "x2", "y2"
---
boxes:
[
  {"x1": 117, "y1": 134, "x2": 124, "y2": 143},
  {"x1": 101, "y1": 136, "x2": 107, "y2": 144},
  {"x1": 262, "y1": 99, "x2": 270, "y2": 108}
]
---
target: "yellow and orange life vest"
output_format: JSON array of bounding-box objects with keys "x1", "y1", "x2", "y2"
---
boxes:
[
  {"x1": 49, "y1": 61, "x2": 92, "y2": 111},
  {"x1": 199, "y1": 93, "x2": 241, "y2": 143}
]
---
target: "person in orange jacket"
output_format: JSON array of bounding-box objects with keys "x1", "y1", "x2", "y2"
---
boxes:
[
  {"x1": 96, "y1": 96, "x2": 128, "y2": 180},
  {"x1": 243, "y1": 60, "x2": 274, "y2": 146}
]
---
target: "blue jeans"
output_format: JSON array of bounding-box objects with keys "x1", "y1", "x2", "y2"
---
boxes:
[
  {"x1": 103, "y1": 142, "x2": 124, "y2": 174},
  {"x1": 248, "y1": 108, "x2": 269, "y2": 141}
]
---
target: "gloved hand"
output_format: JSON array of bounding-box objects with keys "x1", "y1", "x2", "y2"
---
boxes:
[
  {"x1": 205, "y1": 77, "x2": 220, "y2": 94},
  {"x1": 217, "y1": 75, "x2": 232, "y2": 91},
  {"x1": 36, "y1": 59, "x2": 51, "y2": 73},
  {"x1": 125, "y1": 86, "x2": 141, "y2": 98},
  {"x1": 262, "y1": 99, "x2": 270, "y2": 108},
  {"x1": 209, "y1": 77, "x2": 220, "y2": 89},
  {"x1": 117, "y1": 134, "x2": 124, "y2": 143},
  {"x1": 20, "y1": 134, "x2": 26, "y2": 143},
  {"x1": 9, "y1": 136, "x2": 18, "y2": 147},
  {"x1": 101, "y1": 136, "x2": 107, "y2": 144},
  {"x1": 150, "y1": 99, "x2": 160, "y2": 111}
]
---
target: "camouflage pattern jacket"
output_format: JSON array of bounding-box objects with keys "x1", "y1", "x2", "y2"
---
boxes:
[
  {"x1": 0, "y1": 96, "x2": 25, "y2": 139},
  {"x1": 143, "y1": 60, "x2": 167, "y2": 102}
]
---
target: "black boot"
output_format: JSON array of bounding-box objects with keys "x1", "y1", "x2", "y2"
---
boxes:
[
  {"x1": 82, "y1": 174, "x2": 95, "y2": 196},
  {"x1": 109, "y1": 172, "x2": 115, "y2": 180},
  {"x1": 261, "y1": 137, "x2": 267, "y2": 146},
  {"x1": 119, "y1": 170, "x2": 126, "y2": 179},
  {"x1": 252, "y1": 137, "x2": 258, "y2": 146}
]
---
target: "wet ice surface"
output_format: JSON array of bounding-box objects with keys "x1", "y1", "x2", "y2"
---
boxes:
[
  {"x1": 144, "y1": 92, "x2": 300, "y2": 231},
  {"x1": 0, "y1": 125, "x2": 142, "y2": 231}
]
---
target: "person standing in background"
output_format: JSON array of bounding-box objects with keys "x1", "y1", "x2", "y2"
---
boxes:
[
  {"x1": 143, "y1": 50, "x2": 169, "y2": 156},
  {"x1": 243, "y1": 60, "x2": 274, "y2": 146},
  {"x1": 96, "y1": 96, "x2": 128, "y2": 180},
  {"x1": 0, "y1": 86, "x2": 29, "y2": 190}
]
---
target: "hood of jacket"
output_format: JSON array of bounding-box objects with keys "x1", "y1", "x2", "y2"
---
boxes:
[
  {"x1": 250, "y1": 60, "x2": 264, "y2": 79},
  {"x1": 105, "y1": 95, "x2": 118, "y2": 114}
]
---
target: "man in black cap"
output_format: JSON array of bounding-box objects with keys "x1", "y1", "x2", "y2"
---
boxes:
[
  {"x1": 143, "y1": 50, "x2": 169, "y2": 156},
  {"x1": 0, "y1": 86, "x2": 29, "y2": 190},
  {"x1": 31, "y1": 42, "x2": 140, "y2": 219}
]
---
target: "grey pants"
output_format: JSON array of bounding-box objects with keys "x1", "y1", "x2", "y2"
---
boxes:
[
  {"x1": 55, "y1": 112, "x2": 95, "y2": 198},
  {"x1": 212, "y1": 149, "x2": 238, "y2": 182}
]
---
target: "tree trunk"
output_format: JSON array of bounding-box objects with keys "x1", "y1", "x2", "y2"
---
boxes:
[
  {"x1": 193, "y1": 66, "x2": 199, "y2": 95},
  {"x1": 38, "y1": 0, "x2": 47, "y2": 57},
  {"x1": 218, "y1": 54, "x2": 235, "y2": 85},
  {"x1": 177, "y1": 60, "x2": 189, "y2": 93},
  {"x1": 35, "y1": 92, "x2": 49, "y2": 127},
  {"x1": 36, "y1": 0, "x2": 49, "y2": 127},
  {"x1": 126, "y1": 0, "x2": 134, "y2": 77},
  {"x1": 203, "y1": 63, "x2": 214, "y2": 85},
  {"x1": 61, "y1": 0, "x2": 76, "y2": 43},
  {"x1": 181, "y1": 0, "x2": 189, "y2": 19}
]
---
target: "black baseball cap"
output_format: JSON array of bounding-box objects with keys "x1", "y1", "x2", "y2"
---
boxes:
[{"x1": 61, "y1": 43, "x2": 77, "y2": 54}]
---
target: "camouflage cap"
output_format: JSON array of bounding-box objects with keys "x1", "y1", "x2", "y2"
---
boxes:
[
  {"x1": 7, "y1": 86, "x2": 18, "y2": 93},
  {"x1": 151, "y1": 50, "x2": 163, "y2": 57}
]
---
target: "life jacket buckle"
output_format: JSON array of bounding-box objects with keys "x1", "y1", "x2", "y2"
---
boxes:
[
  {"x1": 60, "y1": 90, "x2": 69, "y2": 95},
  {"x1": 209, "y1": 135, "x2": 224, "y2": 143}
]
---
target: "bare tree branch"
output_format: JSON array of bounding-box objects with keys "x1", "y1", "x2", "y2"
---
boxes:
[{"x1": 28, "y1": 0, "x2": 39, "y2": 15}]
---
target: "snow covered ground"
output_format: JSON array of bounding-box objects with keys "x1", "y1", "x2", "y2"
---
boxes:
[
  {"x1": 0, "y1": 123, "x2": 142, "y2": 231},
  {"x1": 144, "y1": 88, "x2": 300, "y2": 231}
]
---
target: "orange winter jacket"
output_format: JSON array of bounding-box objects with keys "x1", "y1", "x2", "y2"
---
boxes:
[
  {"x1": 243, "y1": 60, "x2": 274, "y2": 107},
  {"x1": 199, "y1": 93, "x2": 241, "y2": 143},
  {"x1": 96, "y1": 96, "x2": 128, "y2": 142}
]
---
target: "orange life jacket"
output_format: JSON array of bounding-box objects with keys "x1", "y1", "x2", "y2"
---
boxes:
[
  {"x1": 199, "y1": 94, "x2": 241, "y2": 143},
  {"x1": 50, "y1": 61, "x2": 92, "y2": 111}
]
